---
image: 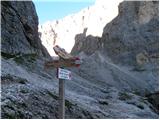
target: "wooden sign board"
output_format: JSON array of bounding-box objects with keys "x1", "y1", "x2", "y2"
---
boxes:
[
  {"x1": 57, "y1": 68, "x2": 71, "y2": 80},
  {"x1": 45, "y1": 58, "x2": 81, "y2": 68},
  {"x1": 53, "y1": 45, "x2": 73, "y2": 59},
  {"x1": 43, "y1": 45, "x2": 81, "y2": 68}
]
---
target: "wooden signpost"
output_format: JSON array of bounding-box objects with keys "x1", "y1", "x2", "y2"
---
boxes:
[{"x1": 44, "y1": 45, "x2": 81, "y2": 119}]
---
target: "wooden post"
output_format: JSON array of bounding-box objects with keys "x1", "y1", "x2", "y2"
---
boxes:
[
  {"x1": 44, "y1": 46, "x2": 81, "y2": 119},
  {"x1": 59, "y1": 78, "x2": 65, "y2": 119}
]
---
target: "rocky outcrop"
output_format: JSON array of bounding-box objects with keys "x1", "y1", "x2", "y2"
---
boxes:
[
  {"x1": 71, "y1": 28, "x2": 101, "y2": 55},
  {"x1": 146, "y1": 91, "x2": 159, "y2": 113},
  {"x1": 100, "y1": 1, "x2": 159, "y2": 93},
  {"x1": 71, "y1": 1, "x2": 159, "y2": 115},
  {"x1": 101, "y1": 1, "x2": 159, "y2": 65},
  {"x1": 72, "y1": 1, "x2": 159, "y2": 65},
  {"x1": 1, "y1": 1, "x2": 49, "y2": 57},
  {"x1": 39, "y1": 0, "x2": 122, "y2": 56}
]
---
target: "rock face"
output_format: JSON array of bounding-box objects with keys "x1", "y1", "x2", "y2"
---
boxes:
[
  {"x1": 101, "y1": 1, "x2": 159, "y2": 93},
  {"x1": 39, "y1": 0, "x2": 122, "y2": 56},
  {"x1": 72, "y1": 1, "x2": 159, "y2": 64},
  {"x1": 71, "y1": 28, "x2": 101, "y2": 55},
  {"x1": 1, "y1": 1, "x2": 159, "y2": 119},
  {"x1": 101, "y1": 1, "x2": 159, "y2": 65},
  {"x1": 71, "y1": 0, "x2": 159, "y2": 114},
  {"x1": 146, "y1": 91, "x2": 159, "y2": 113},
  {"x1": 1, "y1": 1, "x2": 49, "y2": 57}
]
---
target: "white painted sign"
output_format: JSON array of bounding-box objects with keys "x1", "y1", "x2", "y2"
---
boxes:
[{"x1": 57, "y1": 68, "x2": 71, "y2": 80}]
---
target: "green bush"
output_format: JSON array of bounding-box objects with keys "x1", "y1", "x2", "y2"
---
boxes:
[
  {"x1": 14, "y1": 53, "x2": 37, "y2": 64},
  {"x1": 1, "y1": 52, "x2": 17, "y2": 59},
  {"x1": 119, "y1": 92, "x2": 132, "y2": 101}
]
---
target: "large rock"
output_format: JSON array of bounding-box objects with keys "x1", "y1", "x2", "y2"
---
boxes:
[
  {"x1": 71, "y1": 28, "x2": 101, "y2": 55},
  {"x1": 1, "y1": 1, "x2": 49, "y2": 57}
]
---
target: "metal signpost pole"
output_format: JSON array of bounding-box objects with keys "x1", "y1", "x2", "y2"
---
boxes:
[{"x1": 59, "y1": 77, "x2": 65, "y2": 119}]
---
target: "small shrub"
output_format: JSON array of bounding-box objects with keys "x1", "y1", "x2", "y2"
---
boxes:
[
  {"x1": 65, "y1": 100, "x2": 74, "y2": 108},
  {"x1": 46, "y1": 91, "x2": 58, "y2": 100},
  {"x1": 132, "y1": 66, "x2": 146, "y2": 72},
  {"x1": 1, "y1": 52, "x2": 17, "y2": 59},
  {"x1": 14, "y1": 53, "x2": 37, "y2": 64},
  {"x1": 119, "y1": 92, "x2": 132, "y2": 101},
  {"x1": 137, "y1": 104, "x2": 144, "y2": 109},
  {"x1": 20, "y1": 89, "x2": 29, "y2": 94},
  {"x1": 99, "y1": 100, "x2": 108, "y2": 105}
]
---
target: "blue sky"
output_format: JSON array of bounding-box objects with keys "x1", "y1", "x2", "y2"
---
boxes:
[{"x1": 33, "y1": 0, "x2": 95, "y2": 25}]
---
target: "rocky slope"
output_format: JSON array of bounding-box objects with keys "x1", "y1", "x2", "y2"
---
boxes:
[
  {"x1": 71, "y1": 0, "x2": 159, "y2": 113},
  {"x1": 39, "y1": 0, "x2": 122, "y2": 56},
  {"x1": 1, "y1": 1, "x2": 159, "y2": 119}
]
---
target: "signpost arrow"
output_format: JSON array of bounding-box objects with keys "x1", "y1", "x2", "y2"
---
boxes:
[{"x1": 45, "y1": 57, "x2": 81, "y2": 68}]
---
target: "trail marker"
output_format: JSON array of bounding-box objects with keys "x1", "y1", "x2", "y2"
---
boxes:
[
  {"x1": 57, "y1": 68, "x2": 71, "y2": 80},
  {"x1": 44, "y1": 45, "x2": 81, "y2": 119}
]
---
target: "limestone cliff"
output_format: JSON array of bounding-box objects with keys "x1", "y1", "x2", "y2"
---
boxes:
[
  {"x1": 101, "y1": 1, "x2": 159, "y2": 65},
  {"x1": 1, "y1": 1, "x2": 49, "y2": 57},
  {"x1": 71, "y1": 0, "x2": 159, "y2": 113},
  {"x1": 72, "y1": 1, "x2": 159, "y2": 65}
]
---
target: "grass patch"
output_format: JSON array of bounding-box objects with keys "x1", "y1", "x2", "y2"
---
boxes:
[
  {"x1": 82, "y1": 110, "x2": 94, "y2": 119},
  {"x1": 1, "y1": 52, "x2": 37, "y2": 64},
  {"x1": 132, "y1": 64, "x2": 147, "y2": 72},
  {"x1": 47, "y1": 91, "x2": 75, "y2": 110},
  {"x1": 45, "y1": 90, "x2": 75, "y2": 108},
  {"x1": 65, "y1": 100, "x2": 74, "y2": 108},
  {"x1": 2, "y1": 111, "x2": 16, "y2": 119},
  {"x1": 1, "y1": 75, "x2": 28, "y2": 85},
  {"x1": 119, "y1": 92, "x2": 132, "y2": 101},
  {"x1": 133, "y1": 90, "x2": 141, "y2": 96},
  {"x1": 14, "y1": 53, "x2": 37, "y2": 64},
  {"x1": 132, "y1": 67, "x2": 146, "y2": 72},
  {"x1": 20, "y1": 88, "x2": 29, "y2": 94},
  {"x1": 46, "y1": 91, "x2": 58, "y2": 100},
  {"x1": 1, "y1": 52, "x2": 17, "y2": 59}
]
